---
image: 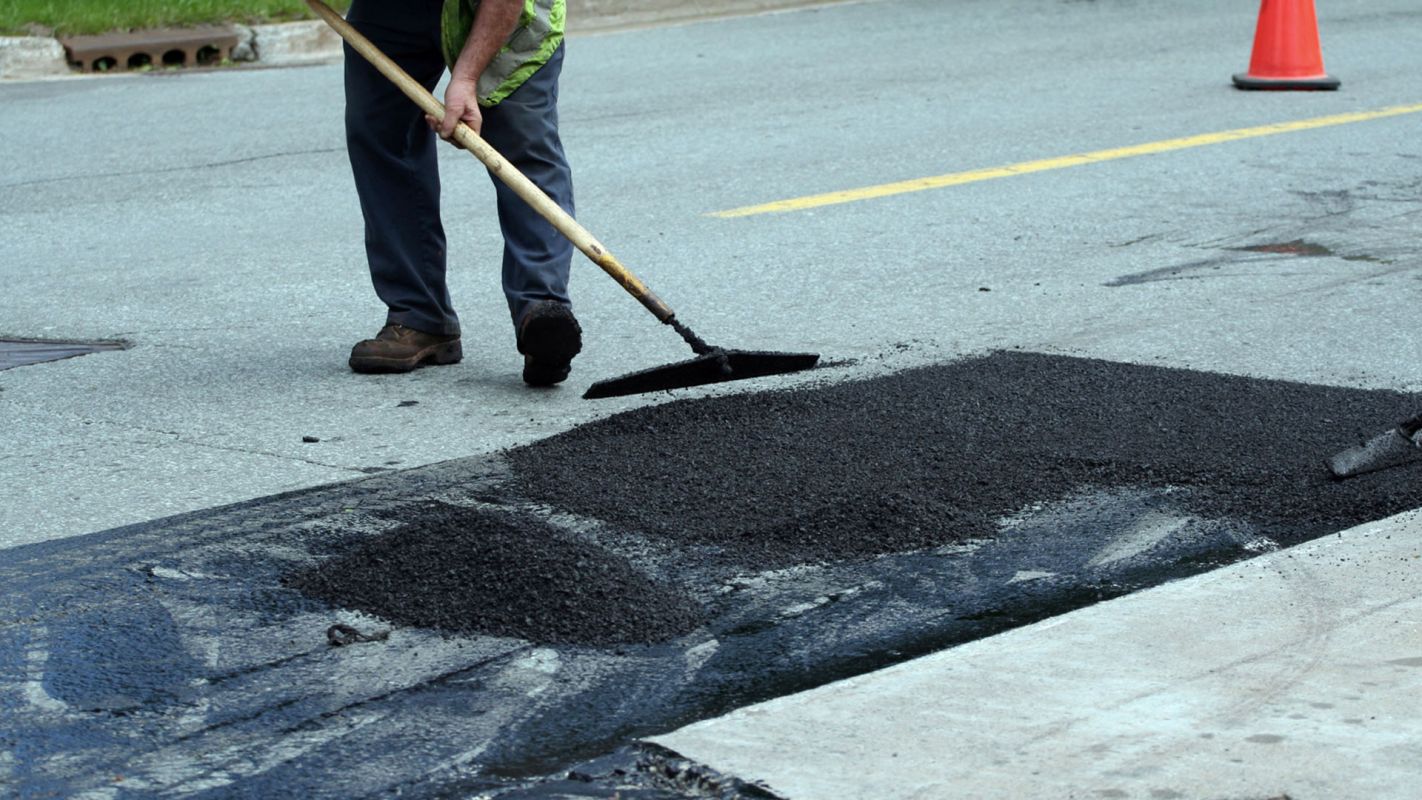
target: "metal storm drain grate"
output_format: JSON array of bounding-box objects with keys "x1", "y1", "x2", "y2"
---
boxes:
[
  {"x1": 0, "y1": 339, "x2": 129, "y2": 371},
  {"x1": 60, "y1": 27, "x2": 240, "y2": 73}
]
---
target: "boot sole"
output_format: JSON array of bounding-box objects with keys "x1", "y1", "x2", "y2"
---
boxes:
[
  {"x1": 349, "y1": 339, "x2": 463, "y2": 374},
  {"x1": 520, "y1": 306, "x2": 582, "y2": 386}
]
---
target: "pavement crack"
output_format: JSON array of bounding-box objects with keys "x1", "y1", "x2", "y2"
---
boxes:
[
  {"x1": 1280, "y1": 262, "x2": 1422, "y2": 298},
  {"x1": 0, "y1": 147, "x2": 344, "y2": 190},
  {"x1": 85, "y1": 418, "x2": 371, "y2": 475}
]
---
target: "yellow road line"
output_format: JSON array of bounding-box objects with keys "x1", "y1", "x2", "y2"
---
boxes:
[{"x1": 710, "y1": 102, "x2": 1422, "y2": 218}]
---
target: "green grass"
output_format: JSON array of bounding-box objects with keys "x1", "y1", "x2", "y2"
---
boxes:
[{"x1": 0, "y1": 0, "x2": 351, "y2": 37}]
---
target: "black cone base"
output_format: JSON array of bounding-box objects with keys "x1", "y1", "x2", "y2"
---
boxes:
[
  {"x1": 584, "y1": 350, "x2": 820, "y2": 400},
  {"x1": 1233, "y1": 72, "x2": 1340, "y2": 90}
]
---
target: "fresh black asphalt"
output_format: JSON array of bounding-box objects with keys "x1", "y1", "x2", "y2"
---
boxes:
[
  {"x1": 513, "y1": 351, "x2": 1417, "y2": 566},
  {"x1": 287, "y1": 504, "x2": 707, "y2": 646}
]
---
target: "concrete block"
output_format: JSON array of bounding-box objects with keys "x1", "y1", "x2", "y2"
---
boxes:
[
  {"x1": 251, "y1": 20, "x2": 342, "y2": 66},
  {"x1": 231, "y1": 25, "x2": 257, "y2": 62},
  {"x1": 0, "y1": 36, "x2": 71, "y2": 79}
]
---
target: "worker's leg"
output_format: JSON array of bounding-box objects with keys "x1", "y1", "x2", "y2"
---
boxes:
[
  {"x1": 480, "y1": 44, "x2": 576, "y2": 332},
  {"x1": 344, "y1": 0, "x2": 458, "y2": 336}
]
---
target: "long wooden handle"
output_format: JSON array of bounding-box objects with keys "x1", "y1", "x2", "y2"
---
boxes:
[{"x1": 306, "y1": 0, "x2": 675, "y2": 323}]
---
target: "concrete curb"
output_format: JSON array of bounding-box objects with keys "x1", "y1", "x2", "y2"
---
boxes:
[
  {"x1": 0, "y1": 36, "x2": 69, "y2": 79},
  {"x1": 0, "y1": 0, "x2": 856, "y2": 79},
  {"x1": 247, "y1": 20, "x2": 343, "y2": 66},
  {"x1": 654, "y1": 509, "x2": 1422, "y2": 799}
]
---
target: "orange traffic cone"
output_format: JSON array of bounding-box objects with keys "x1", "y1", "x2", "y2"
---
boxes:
[{"x1": 1233, "y1": 0, "x2": 1339, "y2": 90}]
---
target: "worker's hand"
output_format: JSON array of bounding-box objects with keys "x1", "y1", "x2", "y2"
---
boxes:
[{"x1": 428, "y1": 76, "x2": 482, "y2": 145}]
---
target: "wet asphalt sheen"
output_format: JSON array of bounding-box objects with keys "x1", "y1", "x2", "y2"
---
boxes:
[{"x1": 3, "y1": 352, "x2": 1418, "y2": 798}]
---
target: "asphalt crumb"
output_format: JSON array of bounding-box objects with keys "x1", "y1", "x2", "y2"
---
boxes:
[
  {"x1": 284, "y1": 504, "x2": 706, "y2": 646},
  {"x1": 509, "y1": 351, "x2": 1419, "y2": 565}
]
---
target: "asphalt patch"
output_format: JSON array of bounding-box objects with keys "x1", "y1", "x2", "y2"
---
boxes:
[
  {"x1": 288, "y1": 351, "x2": 1417, "y2": 643},
  {"x1": 510, "y1": 351, "x2": 1418, "y2": 565},
  {"x1": 285, "y1": 504, "x2": 706, "y2": 646}
]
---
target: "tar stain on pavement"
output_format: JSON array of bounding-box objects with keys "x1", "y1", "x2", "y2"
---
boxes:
[
  {"x1": 508, "y1": 351, "x2": 1418, "y2": 566},
  {"x1": 285, "y1": 504, "x2": 706, "y2": 646}
]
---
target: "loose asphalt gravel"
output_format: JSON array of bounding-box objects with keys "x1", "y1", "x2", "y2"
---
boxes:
[
  {"x1": 279, "y1": 351, "x2": 1418, "y2": 650},
  {"x1": 286, "y1": 503, "x2": 707, "y2": 645},
  {"x1": 511, "y1": 351, "x2": 1418, "y2": 563}
]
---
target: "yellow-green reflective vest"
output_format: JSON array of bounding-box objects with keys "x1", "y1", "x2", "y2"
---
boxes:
[{"x1": 441, "y1": 0, "x2": 566, "y2": 107}]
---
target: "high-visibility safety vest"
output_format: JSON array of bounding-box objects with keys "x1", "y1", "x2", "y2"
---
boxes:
[{"x1": 441, "y1": 0, "x2": 566, "y2": 107}]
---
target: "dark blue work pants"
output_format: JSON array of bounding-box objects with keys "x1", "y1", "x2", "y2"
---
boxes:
[{"x1": 344, "y1": 0, "x2": 575, "y2": 337}]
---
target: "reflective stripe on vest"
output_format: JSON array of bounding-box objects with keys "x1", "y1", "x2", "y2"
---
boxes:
[{"x1": 441, "y1": 0, "x2": 566, "y2": 107}]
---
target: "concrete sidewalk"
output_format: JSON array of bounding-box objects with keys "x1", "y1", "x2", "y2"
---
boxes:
[{"x1": 654, "y1": 510, "x2": 1422, "y2": 799}]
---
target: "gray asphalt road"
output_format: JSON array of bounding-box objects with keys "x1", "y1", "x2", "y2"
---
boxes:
[{"x1": 3, "y1": 0, "x2": 1420, "y2": 548}]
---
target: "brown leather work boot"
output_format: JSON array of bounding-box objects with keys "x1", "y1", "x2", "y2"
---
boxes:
[
  {"x1": 517, "y1": 301, "x2": 581, "y2": 387},
  {"x1": 349, "y1": 324, "x2": 462, "y2": 374}
]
